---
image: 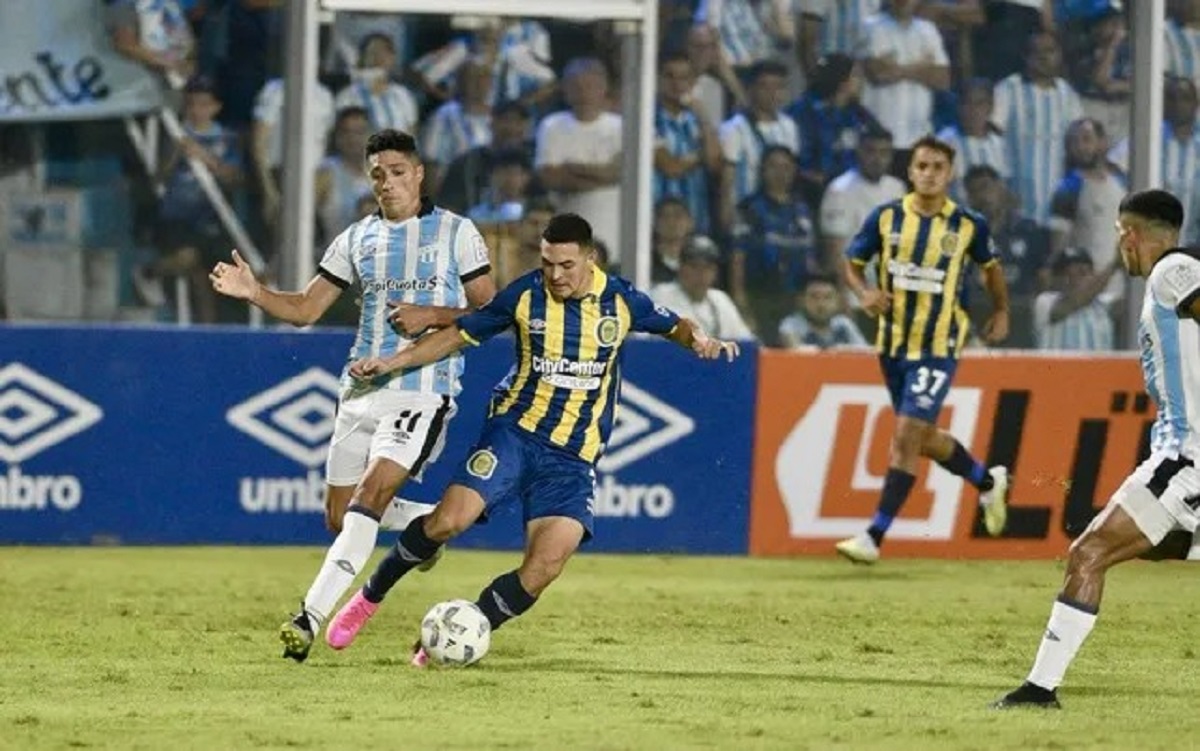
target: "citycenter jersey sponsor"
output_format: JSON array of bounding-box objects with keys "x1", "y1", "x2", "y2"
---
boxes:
[{"x1": 531, "y1": 356, "x2": 609, "y2": 390}]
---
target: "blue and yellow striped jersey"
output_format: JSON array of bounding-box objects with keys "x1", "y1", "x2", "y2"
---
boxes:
[
  {"x1": 846, "y1": 194, "x2": 998, "y2": 360},
  {"x1": 456, "y1": 267, "x2": 680, "y2": 462}
]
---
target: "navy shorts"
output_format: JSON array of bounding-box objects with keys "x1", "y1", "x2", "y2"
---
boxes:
[
  {"x1": 450, "y1": 419, "x2": 596, "y2": 540},
  {"x1": 879, "y1": 356, "x2": 958, "y2": 422}
]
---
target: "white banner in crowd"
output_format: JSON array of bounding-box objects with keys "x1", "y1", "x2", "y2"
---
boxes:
[{"x1": 0, "y1": 0, "x2": 164, "y2": 122}]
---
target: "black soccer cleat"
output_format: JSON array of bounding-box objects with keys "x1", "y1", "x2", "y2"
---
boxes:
[
  {"x1": 279, "y1": 604, "x2": 315, "y2": 663},
  {"x1": 991, "y1": 682, "x2": 1062, "y2": 709}
]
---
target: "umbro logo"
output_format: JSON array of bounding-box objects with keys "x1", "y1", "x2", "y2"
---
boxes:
[
  {"x1": 597, "y1": 381, "x2": 694, "y2": 473},
  {"x1": 226, "y1": 368, "x2": 340, "y2": 468},
  {"x1": 0, "y1": 363, "x2": 103, "y2": 464},
  {"x1": 1044, "y1": 629, "x2": 1061, "y2": 642}
]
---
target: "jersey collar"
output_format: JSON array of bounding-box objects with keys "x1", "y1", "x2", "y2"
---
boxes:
[{"x1": 903, "y1": 193, "x2": 956, "y2": 219}]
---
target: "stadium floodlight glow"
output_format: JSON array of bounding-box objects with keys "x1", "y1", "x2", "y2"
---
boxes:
[{"x1": 321, "y1": 0, "x2": 648, "y2": 20}]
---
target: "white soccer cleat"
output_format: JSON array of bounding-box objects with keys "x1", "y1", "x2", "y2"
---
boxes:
[
  {"x1": 835, "y1": 532, "x2": 879, "y2": 564},
  {"x1": 980, "y1": 466, "x2": 1010, "y2": 537}
]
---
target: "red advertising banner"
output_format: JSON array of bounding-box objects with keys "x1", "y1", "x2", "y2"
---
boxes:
[{"x1": 749, "y1": 350, "x2": 1150, "y2": 559}]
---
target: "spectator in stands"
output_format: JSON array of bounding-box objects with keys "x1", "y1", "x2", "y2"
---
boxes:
[
  {"x1": 685, "y1": 23, "x2": 746, "y2": 127},
  {"x1": 1034, "y1": 246, "x2": 1119, "y2": 351},
  {"x1": 973, "y1": 0, "x2": 1055, "y2": 82},
  {"x1": 106, "y1": 0, "x2": 194, "y2": 85},
  {"x1": 206, "y1": 0, "x2": 284, "y2": 131},
  {"x1": 250, "y1": 75, "x2": 334, "y2": 230},
  {"x1": 693, "y1": 0, "x2": 783, "y2": 75},
  {"x1": 437, "y1": 100, "x2": 534, "y2": 215},
  {"x1": 650, "y1": 235, "x2": 755, "y2": 341},
  {"x1": 818, "y1": 124, "x2": 905, "y2": 270},
  {"x1": 1049, "y1": 119, "x2": 1127, "y2": 287},
  {"x1": 858, "y1": 0, "x2": 951, "y2": 176},
  {"x1": 731, "y1": 146, "x2": 819, "y2": 342},
  {"x1": 787, "y1": 53, "x2": 879, "y2": 206},
  {"x1": 535, "y1": 58, "x2": 624, "y2": 249},
  {"x1": 718, "y1": 60, "x2": 799, "y2": 230},
  {"x1": 992, "y1": 31, "x2": 1083, "y2": 226},
  {"x1": 915, "y1": 1, "x2": 985, "y2": 80},
  {"x1": 315, "y1": 107, "x2": 371, "y2": 243},
  {"x1": 468, "y1": 148, "x2": 534, "y2": 226},
  {"x1": 138, "y1": 76, "x2": 242, "y2": 323},
  {"x1": 495, "y1": 196, "x2": 556, "y2": 287},
  {"x1": 651, "y1": 197, "x2": 695, "y2": 284},
  {"x1": 1166, "y1": 0, "x2": 1200, "y2": 86},
  {"x1": 410, "y1": 17, "x2": 557, "y2": 116},
  {"x1": 1070, "y1": 3, "x2": 1131, "y2": 143},
  {"x1": 324, "y1": 12, "x2": 410, "y2": 80},
  {"x1": 963, "y1": 165, "x2": 1048, "y2": 348},
  {"x1": 777, "y1": 274, "x2": 868, "y2": 348},
  {"x1": 797, "y1": 0, "x2": 882, "y2": 77},
  {"x1": 335, "y1": 33, "x2": 420, "y2": 133},
  {"x1": 654, "y1": 51, "x2": 721, "y2": 235},
  {"x1": 421, "y1": 61, "x2": 494, "y2": 198},
  {"x1": 936, "y1": 78, "x2": 1010, "y2": 201}
]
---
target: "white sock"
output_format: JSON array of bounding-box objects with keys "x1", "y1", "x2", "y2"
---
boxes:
[
  {"x1": 380, "y1": 498, "x2": 437, "y2": 532},
  {"x1": 1026, "y1": 597, "x2": 1098, "y2": 690},
  {"x1": 303, "y1": 508, "x2": 380, "y2": 632}
]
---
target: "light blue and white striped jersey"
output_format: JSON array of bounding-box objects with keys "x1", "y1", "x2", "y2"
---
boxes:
[
  {"x1": 719, "y1": 111, "x2": 800, "y2": 203},
  {"x1": 654, "y1": 105, "x2": 713, "y2": 234},
  {"x1": 1161, "y1": 123, "x2": 1200, "y2": 244},
  {"x1": 935, "y1": 125, "x2": 1011, "y2": 202},
  {"x1": 1166, "y1": 20, "x2": 1200, "y2": 85},
  {"x1": 991, "y1": 74, "x2": 1083, "y2": 225},
  {"x1": 695, "y1": 0, "x2": 772, "y2": 67},
  {"x1": 318, "y1": 203, "x2": 493, "y2": 396},
  {"x1": 1033, "y1": 290, "x2": 1114, "y2": 352},
  {"x1": 1140, "y1": 251, "x2": 1200, "y2": 457},
  {"x1": 411, "y1": 23, "x2": 556, "y2": 108},
  {"x1": 802, "y1": 0, "x2": 881, "y2": 57},
  {"x1": 421, "y1": 101, "x2": 492, "y2": 167}
]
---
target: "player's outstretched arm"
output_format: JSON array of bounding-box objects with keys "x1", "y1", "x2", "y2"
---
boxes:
[
  {"x1": 209, "y1": 250, "x2": 341, "y2": 326},
  {"x1": 665, "y1": 318, "x2": 740, "y2": 362},
  {"x1": 349, "y1": 324, "x2": 471, "y2": 380}
]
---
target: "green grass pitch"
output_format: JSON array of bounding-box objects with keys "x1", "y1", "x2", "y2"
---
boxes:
[{"x1": 2, "y1": 548, "x2": 1198, "y2": 750}]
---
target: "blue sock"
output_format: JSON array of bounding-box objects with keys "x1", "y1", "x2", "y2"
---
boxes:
[
  {"x1": 362, "y1": 515, "x2": 440, "y2": 604},
  {"x1": 867, "y1": 469, "x2": 916, "y2": 546},
  {"x1": 937, "y1": 440, "x2": 992, "y2": 491},
  {"x1": 475, "y1": 570, "x2": 537, "y2": 631}
]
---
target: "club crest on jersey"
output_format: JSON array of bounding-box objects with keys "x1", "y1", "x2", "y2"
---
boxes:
[
  {"x1": 466, "y1": 449, "x2": 498, "y2": 480},
  {"x1": 595, "y1": 317, "x2": 621, "y2": 347},
  {"x1": 528, "y1": 318, "x2": 546, "y2": 336},
  {"x1": 940, "y1": 233, "x2": 958, "y2": 256}
]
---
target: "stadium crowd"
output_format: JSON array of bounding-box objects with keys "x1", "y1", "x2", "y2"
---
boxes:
[{"x1": 0, "y1": 0, "x2": 1191, "y2": 351}]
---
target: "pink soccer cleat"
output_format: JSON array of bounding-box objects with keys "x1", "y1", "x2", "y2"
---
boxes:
[
  {"x1": 325, "y1": 590, "x2": 378, "y2": 650},
  {"x1": 410, "y1": 640, "x2": 429, "y2": 668}
]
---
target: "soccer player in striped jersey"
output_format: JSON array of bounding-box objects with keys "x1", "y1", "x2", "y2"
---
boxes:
[
  {"x1": 996, "y1": 189, "x2": 1200, "y2": 709},
  {"x1": 835, "y1": 135, "x2": 1012, "y2": 564},
  {"x1": 322, "y1": 213, "x2": 741, "y2": 659},
  {"x1": 209, "y1": 129, "x2": 497, "y2": 662}
]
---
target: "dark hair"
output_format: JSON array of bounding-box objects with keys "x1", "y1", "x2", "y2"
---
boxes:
[
  {"x1": 858, "y1": 122, "x2": 894, "y2": 145},
  {"x1": 358, "y1": 32, "x2": 395, "y2": 60},
  {"x1": 658, "y1": 50, "x2": 691, "y2": 69},
  {"x1": 334, "y1": 106, "x2": 369, "y2": 130},
  {"x1": 1118, "y1": 189, "x2": 1185, "y2": 231},
  {"x1": 493, "y1": 99, "x2": 531, "y2": 119},
  {"x1": 745, "y1": 59, "x2": 789, "y2": 84},
  {"x1": 490, "y1": 147, "x2": 530, "y2": 171},
  {"x1": 809, "y1": 53, "x2": 856, "y2": 100},
  {"x1": 963, "y1": 164, "x2": 1002, "y2": 185},
  {"x1": 543, "y1": 213, "x2": 594, "y2": 247},
  {"x1": 959, "y1": 76, "x2": 993, "y2": 100},
  {"x1": 655, "y1": 195, "x2": 690, "y2": 214},
  {"x1": 183, "y1": 74, "x2": 218, "y2": 96},
  {"x1": 802, "y1": 273, "x2": 839, "y2": 292},
  {"x1": 910, "y1": 134, "x2": 956, "y2": 164},
  {"x1": 525, "y1": 195, "x2": 557, "y2": 215},
  {"x1": 364, "y1": 129, "x2": 419, "y2": 160}
]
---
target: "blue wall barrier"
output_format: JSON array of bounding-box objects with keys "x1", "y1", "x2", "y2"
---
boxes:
[{"x1": 0, "y1": 325, "x2": 755, "y2": 554}]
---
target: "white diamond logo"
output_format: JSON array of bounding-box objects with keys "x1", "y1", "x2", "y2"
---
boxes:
[
  {"x1": 596, "y1": 381, "x2": 694, "y2": 473},
  {"x1": 0, "y1": 363, "x2": 103, "y2": 464},
  {"x1": 226, "y1": 368, "x2": 341, "y2": 468}
]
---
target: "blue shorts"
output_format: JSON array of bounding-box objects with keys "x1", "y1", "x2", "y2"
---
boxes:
[
  {"x1": 879, "y1": 356, "x2": 958, "y2": 423},
  {"x1": 450, "y1": 419, "x2": 596, "y2": 541}
]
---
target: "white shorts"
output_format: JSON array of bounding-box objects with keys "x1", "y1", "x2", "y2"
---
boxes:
[
  {"x1": 1093, "y1": 450, "x2": 1200, "y2": 545},
  {"x1": 325, "y1": 389, "x2": 457, "y2": 487}
]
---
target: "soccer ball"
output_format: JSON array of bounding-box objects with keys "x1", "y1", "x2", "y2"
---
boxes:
[{"x1": 419, "y1": 599, "x2": 491, "y2": 667}]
